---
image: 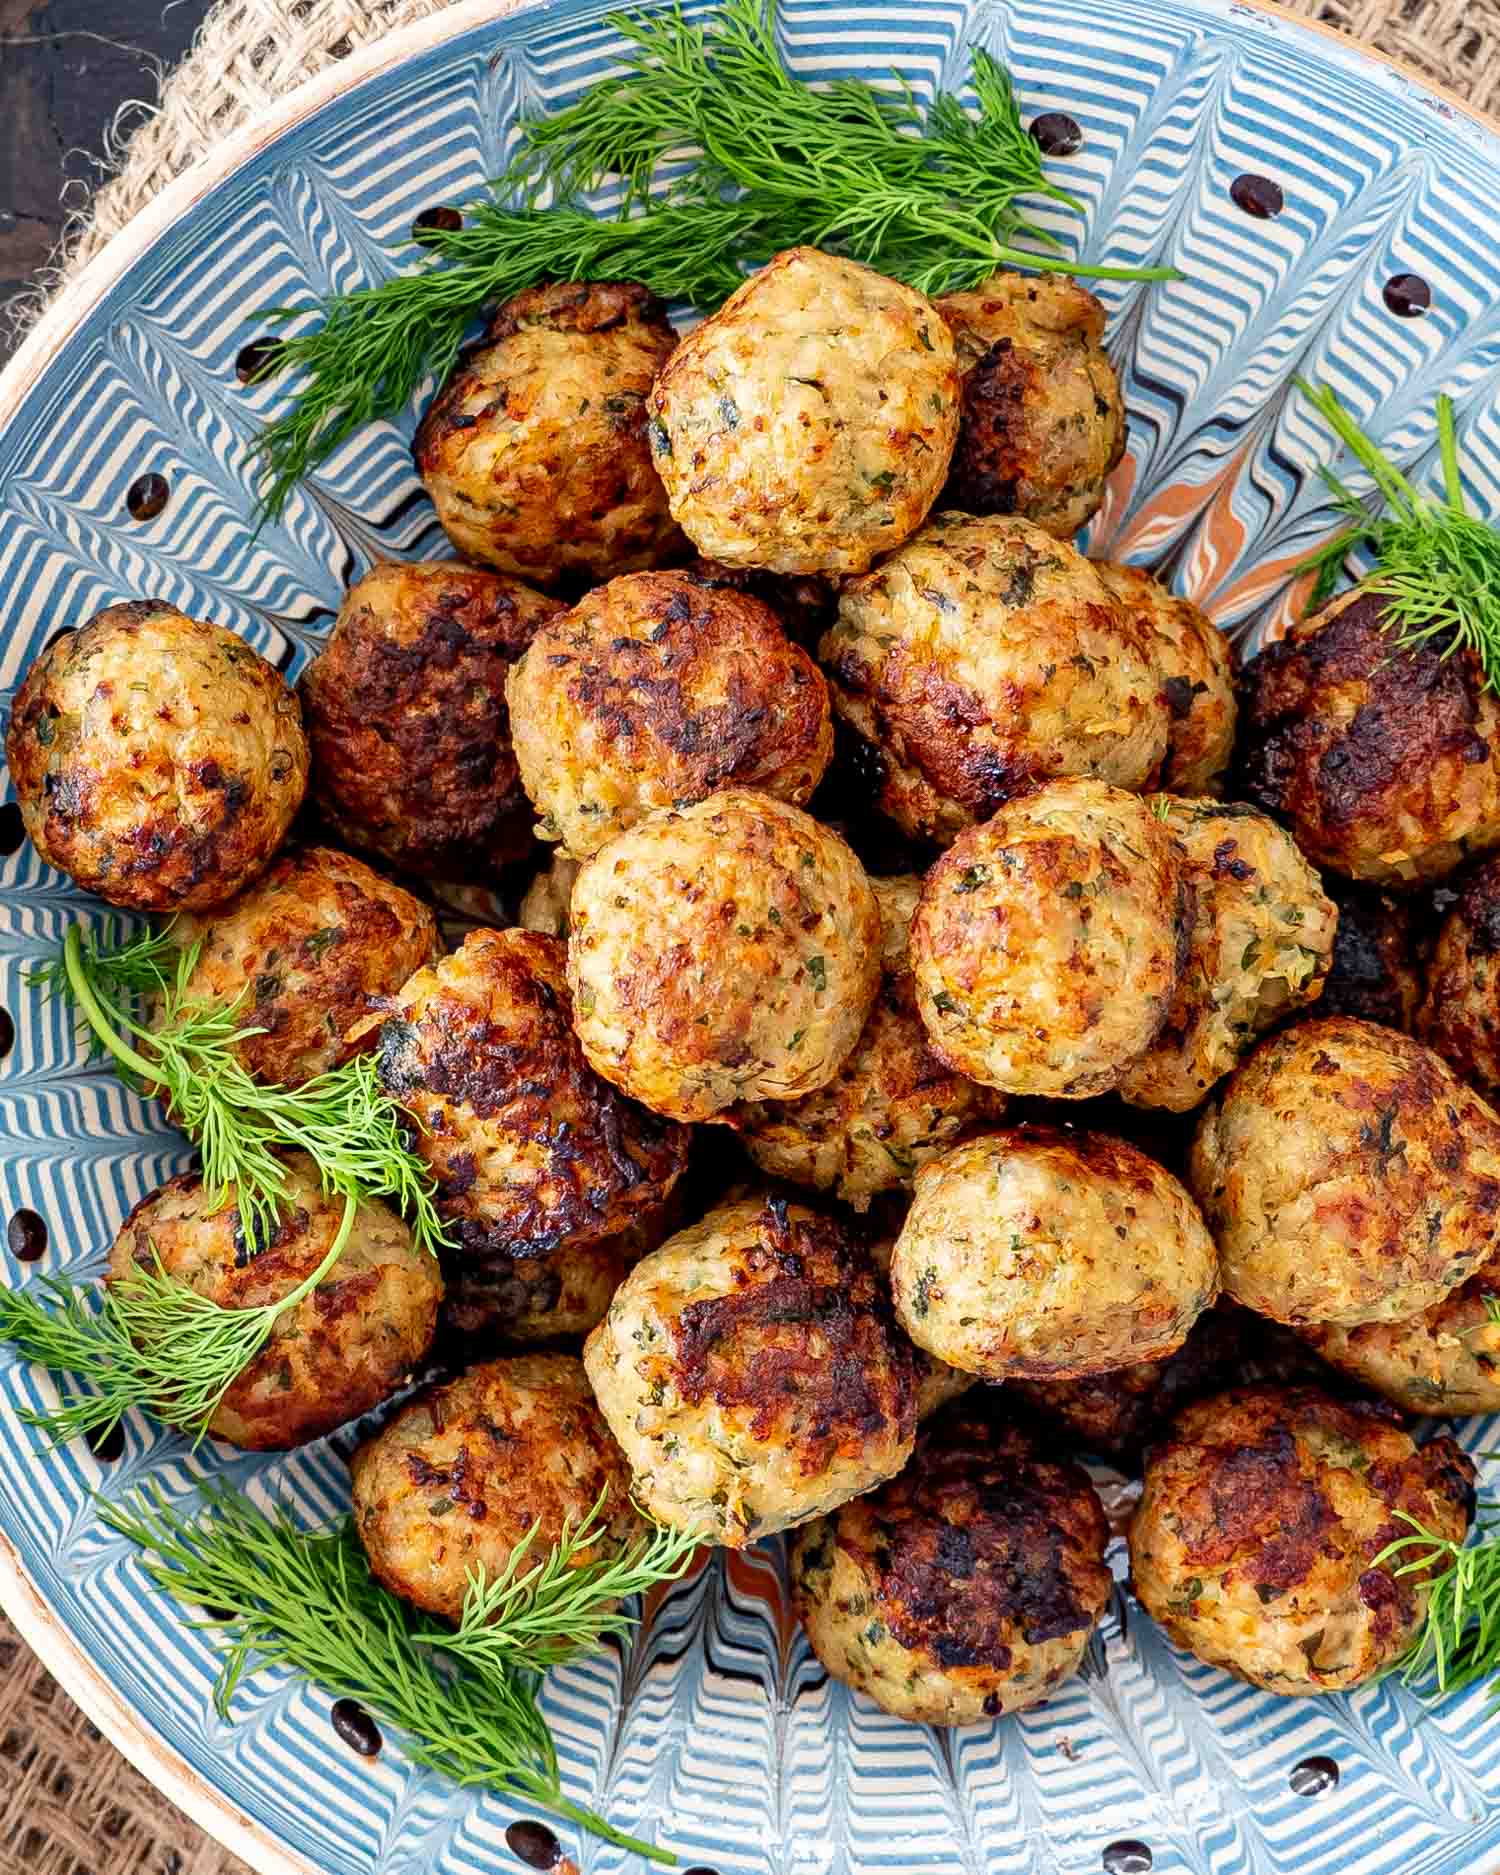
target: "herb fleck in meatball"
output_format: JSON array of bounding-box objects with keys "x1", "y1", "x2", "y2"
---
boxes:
[
  {"x1": 820, "y1": 514, "x2": 1170, "y2": 844},
  {"x1": 791, "y1": 1404, "x2": 1110, "y2": 1725},
  {"x1": 1189, "y1": 1015, "x2": 1500, "y2": 1326},
  {"x1": 350, "y1": 1354, "x2": 644, "y2": 1622},
  {"x1": 1301, "y1": 1257, "x2": 1500, "y2": 1415},
  {"x1": 299, "y1": 561, "x2": 564, "y2": 880},
  {"x1": 170, "y1": 845, "x2": 440, "y2": 1088},
  {"x1": 1094, "y1": 562, "x2": 1236, "y2": 795},
  {"x1": 891, "y1": 1126, "x2": 1218, "y2": 1381},
  {"x1": 7, "y1": 601, "x2": 307, "y2": 911},
  {"x1": 376, "y1": 928, "x2": 691, "y2": 1258},
  {"x1": 584, "y1": 1195, "x2": 920, "y2": 1546},
  {"x1": 935, "y1": 271, "x2": 1125, "y2": 540},
  {"x1": 911, "y1": 779, "x2": 1187, "y2": 1097},
  {"x1": 1236, "y1": 586, "x2": 1500, "y2": 886},
  {"x1": 108, "y1": 1155, "x2": 440, "y2": 1450},
  {"x1": 414, "y1": 280, "x2": 682, "y2": 591},
  {"x1": 1120, "y1": 798, "x2": 1336, "y2": 1112},
  {"x1": 648, "y1": 247, "x2": 960, "y2": 577},
  {"x1": 568, "y1": 790, "x2": 882, "y2": 1123},
  {"x1": 1319, "y1": 880, "x2": 1425, "y2": 1031},
  {"x1": 1129, "y1": 1385, "x2": 1475, "y2": 1694},
  {"x1": 506, "y1": 570, "x2": 833, "y2": 860},
  {"x1": 732, "y1": 874, "x2": 1004, "y2": 1207},
  {"x1": 1415, "y1": 851, "x2": 1500, "y2": 1097}
]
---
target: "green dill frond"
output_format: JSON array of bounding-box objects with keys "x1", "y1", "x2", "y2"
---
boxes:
[{"x1": 1376, "y1": 1502, "x2": 1500, "y2": 1700}]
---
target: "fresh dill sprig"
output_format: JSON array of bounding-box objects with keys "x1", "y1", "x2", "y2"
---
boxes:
[
  {"x1": 1376, "y1": 1495, "x2": 1500, "y2": 1700},
  {"x1": 1297, "y1": 378, "x2": 1500, "y2": 692},
  {"x1": 248, "y1": 0, "x2": 1177, "y2": 517},
  {"x1": 100, "y1": 1481, "x2": 698, "y2": 1862}
]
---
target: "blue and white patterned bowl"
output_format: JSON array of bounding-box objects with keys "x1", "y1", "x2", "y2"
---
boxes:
[{"x1": 4, "y1": 2, "x2": 1500, "y2": 1871}]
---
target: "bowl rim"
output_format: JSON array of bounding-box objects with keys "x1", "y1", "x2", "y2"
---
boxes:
[{"x1": 2, "y1": 0, "x2": 1498, "y2": 1869}]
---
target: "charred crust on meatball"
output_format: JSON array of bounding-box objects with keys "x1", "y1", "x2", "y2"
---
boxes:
[
  {"x1": 680, "y1": 557, "x2": 838, "y2": 651},
  {"x1": 1321, "y1": 881, "x2": 1425, "y2": 1030}
]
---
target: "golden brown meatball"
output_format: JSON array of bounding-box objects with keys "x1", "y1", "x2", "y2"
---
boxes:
[
  {"x1": 517, "y1": 851, "x2": 581, "y2": 939},
  {"x1": 731, "y1": 874, "x2": 1004, "y2": 1207},
  {"x1": 1094, "y1": 562, "x2": 1236, "y2": 795},
  {"x1": 506, "y1": 570, "x2": 833, "y2": 860},
  {"x1": 568, "y1": 790, "x2": 882, "y2": 1123},
  {"x1": 169, "y1": 845, "x2": 440, "y2": 1088},
  {"x1": 108, "y1": 1155, "x2": 440, "y2": 1449},
  {"x1": 1119, "y1": 799, "x2": 1337, "y2": 1112},
  {"x1": 413, "y1": 281, "x2": 682, "y2": 590},
  {"x1": 349, "y1": 1354, "x2": 644, "y2": 1622},
  {"x1": 680, "y1": 557, "x2": 838, "y2": 652},
  {"x1": 911, "y1": 779, "x2": 1187, "y2": 1097},
  {"x1": 1416, "y1": 851, "x2": 1500, "y2": 1096},
  {"x1": 1129, "y1": 1385, "x2": 1475, "y2": 1694},
  {"x1": 891, "y1": 1126, "x2": 1218, "y2": 1380},
  {"x1": 584, "y1": 1195, "x2": 920, "y2": 1545},
  {"x1": 648, "y1": 248, "x2": 960, "y2": 577},
  {"x1": 1236, "y1": 586, "x2": 1500, "y2": 886},
  {"x1": 1300, "y1": 1258, "x2": 1500, "y2": 1415},
  {"x1": 299, "y1": 561, "x2": 564, "y2": 879},
  {"x1": 1189, "y1": 1015, "x2": 1500, "y2": 1326},
  {"x1": 820, "y1": 514, "x2": 1170, "y2": 844},
  {"x1": 375, "y1": 928, "x2": 691, "y2": 1258},
  {"x1": 935, "y1": 272, "x2": 1125, "y2": 540},
  {"x1": 1320, "y1": 880, "x2": 1425, "y2": 1030},
  {"x1": 791, "y1": 1404, "x2": 1110, "y2": 1724},
  {"x1": 7, "y1": 601, "x2": 307, "y2": 911}
]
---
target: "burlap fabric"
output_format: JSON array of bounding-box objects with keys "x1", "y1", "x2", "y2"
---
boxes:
[{"x1": 4, "y1": 1, "x2": 1500, "y2": 1871}]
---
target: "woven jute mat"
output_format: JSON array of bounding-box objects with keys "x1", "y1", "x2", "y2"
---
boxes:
[{"x1": 5, "y1": 1, "x2": 1500, "y2": 1872}]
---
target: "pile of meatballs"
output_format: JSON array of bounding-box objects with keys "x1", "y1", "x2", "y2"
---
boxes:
[{"x1": 10, "y1": 244, "x2": 1500, "y2": 1729}]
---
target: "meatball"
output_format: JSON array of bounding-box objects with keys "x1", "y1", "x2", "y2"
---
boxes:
[
  {"x1": 680, "y1": 557, "x2": 837, "y2": 651},
  {"x1": 911, "y1": 779, "x2": 1187, "y2": 1097},
  {"x1": 169, "y1": 845, "x2": 440, "y2": 1088},
  {"x1": 506, "y1": 570, "x2": 833, "y2": 860},
  {"x1": 413, "y1": 280, "x2": 681, "y2": 590},
  {"x1": 349, "y1": 1354, "x2": 644, "y2": 1622},
  {"x1": 935, "y1": 271, "x2": 1125, "y2": 539},
  {"x1": 108, "y1": 1155, "x2": 440, "y2": 1449},
  {"x1": 7, "y1": 601, "x2": 307, "y2": 911},
  {"x1": 517, "y1": 850, "x2": 581, "y2": 939},
  {"x1": 820, "y1": 514, "x2": 1170, "y2": 844},
  {"x1": 1094, "y1": 562, "x2": 1236, "y2": 795},
  {"x1": 1236, "y1": 585, "x2": 1500, "y2": 886},
  {"x1": 568, "y1": 790, "x2": 882, "y2": 1123},
  {"x1": 583, "y1": 1195, "x2": 920, "y2": 1545},
  {"x1": 376, "y1": 928, "x2": 691, "y2": 1258},
  {"x1": 1189, "y1": 1015, "x2": 1500, "y2": 1326},
  {"x1": 1119, "y1": 798, "x2": 1337, "y2": 1112},
  {"x1": 1320, "y1": 880, "x2": 1425, "y2": 1030},
  {"x1": 791, "y1": 1404, "x2": 1110, "y2": 1724},
  {"x1": 1129, "y1": 1385, "x2": 1475, "y2": 1694},
  {"x1": 732, "y1": 874, "x2": 1004, "y2": 1207},
  {"x1": 1416, "y1": 851, "x2": 1500, "y2": 1096},
  {"x1": 647, "y1": 247, "x2": 960, "y2": 577},
  {"x1": 1300, "y1": 1255, "x2": 1500, "y2": 1415},
  {"x1": 299, "y1": 561, "x2": 564, "y2": 879},
  {"x1": 890, "y1": 1126, "x2": 1218, "y2": 1380}
]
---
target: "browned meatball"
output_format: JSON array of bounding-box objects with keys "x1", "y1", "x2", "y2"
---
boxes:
[
  {"x1": 1302, "y1": 1258, "x2": 1500, "y2": 1415},
  {"x1": 414, "y1": 281, "x2": 682, "y2": 590},
  {"x1": 506, "y1": 570, "x2": 833, "y2": 859},
  {"x1": 108, "y1": 1156, "x2": 441, "y2": 1449},
  {"x1": 299, "y1": 561, "x2": 564, "y2": 879},
  {"x1": 791, "y1": 1405, "x2": 1110, "y2": 1724},
  {"x1": 1236, "y1": 586, "x2": 1500, "y2": 886},
  {"x1": 1415, "y1": 851, "x2": 1500, "y2": 1096},
  {"x1": 350, "y1": 1354, "x2": 644, "y2": 1622},
  {"x1": 170, "y1": 845, "x2": 440, "y2": 1088},
  {"x1": 7, "y1": 601, "x2": 307, "y2": 911},
  {"x1": 678, "y1": 558, "x2": 837, "y2": 653},
  {"x1": 1129, "y1": 1386, "x2": 1475, "y2": 1694},
  {"x1": 1319, "y1": 880, "x2": 1425, "y2": 1030},
  {"x1": 935, "y1": 272, "x2": 1125, "y2": 539},
  {"x1": 376, "y1": 928, "x2": 691, "y2": 1259}
]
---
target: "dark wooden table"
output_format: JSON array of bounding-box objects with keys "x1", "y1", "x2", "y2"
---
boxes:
[{"x1": 1, "y1": 0, "x2": 214, "y2": 361}]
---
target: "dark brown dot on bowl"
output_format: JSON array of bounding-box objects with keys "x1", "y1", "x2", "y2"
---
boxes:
[
  {"x1": 86, "y1": 1421, "x2": 126, "y2": 1463},
  {"x1": 235, "y1": 339, "x2": 285, "y2": 384},
  {"x1": 330, "y1": 1698, "x2": 382, "y2": 1758},
  {"x1": 0, "y1": 804, "x2": 23, "y2": 858},
  {"x1": 682, "y1": 1867, "x2": 722, "y2": 1874},
  {"x1": 1383, "y1": 272, "x2": 1431, "y2": 318},
  {"x1": 126, "y1": 473, "x2": 170, "y2": 521},
  {"x1": 1290, "y1": 1754, "x2": 1340, "y2": 1797},
  {"x1": 7, "y1": 1209, "x2": 47, "y2": 1262},
  {"x1": 0, "y1": 1010, "x2": 13, "y2": 1060},
  {"x1": 1102, "y1": 1845, "x2": 1153, "y2": 1875},
  {"x1": 504, "y1": 1820, "x2": 562, "y2": 1868},
  {"x1": 413, "y1": 205, "x2": 463, "y2": 246},
  {"x1": 1030, "y1": 111, "x2": 1082, "y2": 156},
  {"x1": 1229, "y1": 173, "x2": 1283, "y2": 219}
]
